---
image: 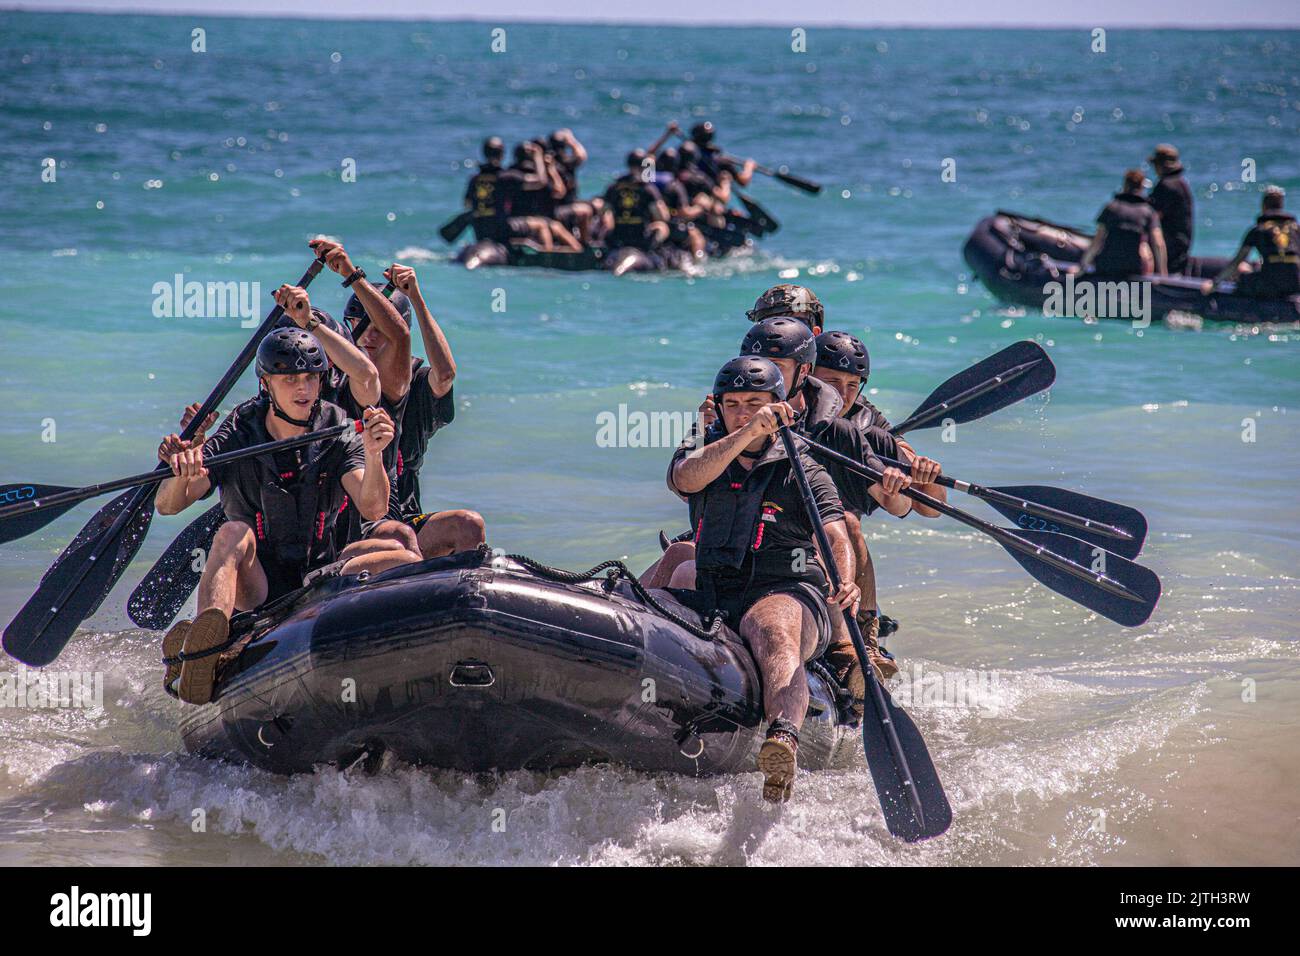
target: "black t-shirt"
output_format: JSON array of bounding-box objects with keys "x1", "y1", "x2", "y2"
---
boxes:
[
  {"x1": 1095, "y1": 192, "x2": 1158, "y2": 277},
  {"x1": 808, "y1": 417, "x2": 900, "y2": 518},
  {"x1": 394, "y1": 363, "x2": 456, "y2": 518},
  {"x1": 678, "y1": 169, "x2": 716, "y2": 201},
  {"x1": 465, "y1": 163, "x2": 503, "y2": 218},
  {"x1": 1149, "y1": 172, "x2": 1193, "y2": 272},
  {"x1": 497, "y1": 165, "x2": 537, "y2": 218},
  {"x1": 1241, "y1": 212, "x2": 1300, "y2": 294},
  {"x1": 202, "y1": 397, "x2": 366, "y2": 538},
  {"x1": 602, "y1": 175, "x2": 665, "y2": 245},
  {"x1": 659, "y1": 179, "x2": 692, "y2": 218}
]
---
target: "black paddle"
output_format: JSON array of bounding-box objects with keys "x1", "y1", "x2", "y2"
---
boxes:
[
  {"x1": 0, "y1": 421, "x2": 361, "y2": 544},
  {"x1": 720, "y1": 154, "x2": 821, "y2": 195},
  {"x1": 2, "y1": 256, "x2": 327, "y2": 667},
  {"x1": 778, "y1": 425, "x2": 951, "y2": 841},
  {"x1": 889, "y1": 340, "x2": 1056, "y2": 437},
  {"x1": 803, "y1": 438, "x2": 1161, "y2": 627},
  {"x1": 874, "y1": 454, "x2": 1148, "y2": 559},
  {"x1": 438, "y1": 210, "x2": 473, "y2": 244},
  {"x1": 737, "y1": 193, "x2": 780, "y2": 235},
  {"x1": 127, "y1": 503, "x2": 226, "y2": 630},
  {"x1": 124, "y1": 279, "x2": 399, "y2": 632}
]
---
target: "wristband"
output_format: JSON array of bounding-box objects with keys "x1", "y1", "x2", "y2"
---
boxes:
[
  {"x1": 304, "y1": 314, "x2": 321, "y2": 332},
  {"x1": 341, "y1": 268, "x2": 366, "y2": 288}
]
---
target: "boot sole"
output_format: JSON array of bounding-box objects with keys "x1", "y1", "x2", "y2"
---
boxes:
[
  {"x1": 757, "y1": 738, "x2": 797, "y2": 803},
  {"x1": 161, "y1": 620, "x2": 190, "y2": 693},
  {"x1": 178, "y1": 609, "x2": 230, "y2": 706}
]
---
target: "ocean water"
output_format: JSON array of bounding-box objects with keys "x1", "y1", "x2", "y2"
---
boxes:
[{"x1": 1, "y1": 13, "x2": 1298, "y2": 866}]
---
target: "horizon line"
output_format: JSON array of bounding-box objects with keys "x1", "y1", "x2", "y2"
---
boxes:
[{"x1": 4, "y1": 6, "x2": 1300, "y2": 30}]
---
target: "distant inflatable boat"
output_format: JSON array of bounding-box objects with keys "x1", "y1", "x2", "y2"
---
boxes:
[{"x1": 963, "y1": 211, "x2": 1300, "y2": 325}]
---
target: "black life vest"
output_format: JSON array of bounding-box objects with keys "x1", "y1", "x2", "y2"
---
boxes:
[{"x1": 218, "y1": 398, "x2": 355, "y2": 574}]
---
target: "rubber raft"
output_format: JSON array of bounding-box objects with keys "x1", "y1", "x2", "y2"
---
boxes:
[
  {"x1": 454, "y1": 219, "x2": 756, "y2": 275},
  {"x1": 179, "y1": 549, "x2": 855, "y2": 775},
  {"x1": 963, "y1": 211, "x2": 1300, "y2": 325}
]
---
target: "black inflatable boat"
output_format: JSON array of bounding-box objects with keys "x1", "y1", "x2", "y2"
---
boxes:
[
  {"x1": 454, "y1": 240, "x2": 694, "y2": 275},
  {"x1": 963, "y1": 211, "x2": 1300, "y2": 325},
  {"x1": 179, "y1": 549, "x2": 854, "y2": 776},
  {"x1": 453, "y1": 217, "x2": 756, "y2": 275}
]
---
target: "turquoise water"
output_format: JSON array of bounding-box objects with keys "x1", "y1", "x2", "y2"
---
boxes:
[{"x1": 1, "y1": 13, "x2": 1298, "y2": 865}]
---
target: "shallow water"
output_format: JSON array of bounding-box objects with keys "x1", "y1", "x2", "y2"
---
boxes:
[{"x1": 1, "y1": 14, "x2": 1298, "y2": 865}]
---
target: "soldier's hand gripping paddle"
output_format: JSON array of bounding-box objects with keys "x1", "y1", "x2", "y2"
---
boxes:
[
  {"x1": 778, "y1": 425, "x2": 952, "y2": 842},
  {"x1": 2, "y1": 256, "x2": 327, "y2": 667}
]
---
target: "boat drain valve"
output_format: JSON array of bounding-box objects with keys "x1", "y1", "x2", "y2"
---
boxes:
[{"x1": 449, "y1": 660, "x2": 495, "y2": 688}]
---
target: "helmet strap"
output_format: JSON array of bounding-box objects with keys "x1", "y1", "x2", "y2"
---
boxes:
[{"x1": 262, "y1": 376, "x2": 319, "y2": 428}]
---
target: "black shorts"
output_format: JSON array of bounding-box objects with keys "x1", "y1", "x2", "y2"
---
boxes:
[
  {"x1": 505, "y1": 217, "x2": 536, "y2": 239},
  {"x1": 256, "y1": 553, "x2": 314, "y2": 603},
  {"x1": 403, "y1": 511, "x2": 442, "y2": 535},
  {"x1": 667, "y1": 580, "x2": 833, "y2": 659}
]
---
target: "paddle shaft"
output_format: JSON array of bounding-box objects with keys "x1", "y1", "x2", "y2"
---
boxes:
[
  {"x1": 0, "y1": 421, "x2": 359, "y2": 521},
  {"x1": 717, "y1": 153, "x2": 821, "y2": 193},
  {"x1": 890, "y1": 356, "x2": 1043, "y2": 436},
  {"x1": 873, "y1": 454, "x2": 1134, "y2": 545},
  {"x1": 670, "y1": 131, "x2": 821, "y2": 194},
  {"x1": 803, "y1": 437, "x2": 1146, "y2": 604},
  {"x1": 777, "y1": 426, "x2": 927, "y2": 829},
  {"x1": 19, "y1": 256, "x2": 327, "y2": 638}
]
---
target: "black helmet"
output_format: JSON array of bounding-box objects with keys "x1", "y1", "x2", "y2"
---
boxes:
[
  {"x1": 690, "y1": 121, "x2": 715, "y2": 145},
  {"x1": 483, "y1": 136, "x2": 504, "y2": 161},
  {"x1": 740, "y1": 317, "x2": 817, "y2": 367},
  {"x1": 747, "y1": 284, "x2": 825, "y2": 328},
  {"x1": 345, "y1": 286, "x2": 412, "y2": 340},
  {"x1": 256, "y1": 327, "x2": 329, "y2": 379},
  {"x1": 712, "y1": 355, "x2": 787, "y2": 403},
  {"x1": 815, "y1": 331, "x2": 870, "y2": 379},
  {"x1": 657, "y1": 148, "x2": 679, "y2": 173},
  {"x1": 626, "y1": 148, "x2": 648, "y2": 169}
]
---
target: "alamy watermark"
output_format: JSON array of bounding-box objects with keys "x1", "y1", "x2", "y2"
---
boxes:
[
  {"x1": 887, "y1": 662, "x2": 1002, "y2": 716},
  {"x1": 596, "y1": 404, "x2": 700, "y2": 449},
  {"x1": 151, "y1": 275, "x2": 262, "y2": 327},
  {"x1": 1042, "y1": 273, "x2": 1150, "y2": 328},
  {"x1": 0, "y1": 669, "x2": 104, "y2": 709}
]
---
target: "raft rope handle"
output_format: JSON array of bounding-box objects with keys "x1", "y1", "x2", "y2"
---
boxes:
[{"x1": 501, "y1": 552, "x2": 725, "y2": 642}]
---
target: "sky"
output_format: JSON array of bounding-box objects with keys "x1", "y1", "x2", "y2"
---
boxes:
[{"x1": 7, "y1": 0, "x2": 1300, "y2": 28}]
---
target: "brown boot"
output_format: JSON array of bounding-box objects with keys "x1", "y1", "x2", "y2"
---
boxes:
[
  {"x1": 178, "y1": 608, "x2": 231, "y2": 705},
  {"x1": 756, "y1": 718, "x2": 799, "y2": 803},
  {"x1": 825, "y1": 615, "x2": 897, "y2": 718},
  {"x1": 161, "y1": 619, "x2": 191, "y2": 698}
]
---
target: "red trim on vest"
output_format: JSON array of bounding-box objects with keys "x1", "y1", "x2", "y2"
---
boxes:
[{"x1": 254, "y1": 512, "x2": 265, "y2": 540}]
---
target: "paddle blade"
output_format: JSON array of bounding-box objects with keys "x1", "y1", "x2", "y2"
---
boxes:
[
  {"x1": 0, "y1": 483, "x2": 79, "y2": 545},
  {"x1": 984, "y1": 484, "x2": 1148, "y2": 560},
  {"x1": 895, "y1": 340, "x2": 1056, "y2": 434},
  {"x1": 439, "y1": 211, "x2": 472, "y2": 244},
  {"x1": 738, "y1": 194, "x2": 780, "y2": 235},
  {"x1": 3, "y1": 489, "x2": 154, "y2": 666},
  {"x1": 862, "y1": 692, "x2": 953, "y2": 842},
  {"x1": 1001, "y1": 528, "x2": 1161, "y2": 627},
  {"x1": 773, "y1": 169, "x2": 821, "y2": 194},
  {"x1": 128, "y1": 504, "x2": 227, "y2": 630}
]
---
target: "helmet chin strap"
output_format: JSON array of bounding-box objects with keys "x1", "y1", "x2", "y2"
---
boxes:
[{"x1": 262, "y1": 378, "x2": 318, "y2": 428}]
